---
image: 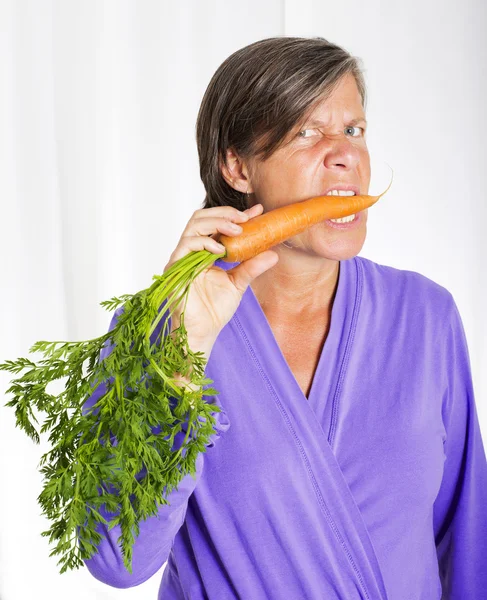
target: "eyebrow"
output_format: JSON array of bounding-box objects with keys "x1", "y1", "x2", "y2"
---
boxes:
[{"x1": 304, "y1": 117, "x2": 368, "y2": 127}]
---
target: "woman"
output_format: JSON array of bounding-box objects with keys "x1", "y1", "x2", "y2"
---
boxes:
[{"x1": 84, "y1": 37, "x2": 487, "y2": 599}]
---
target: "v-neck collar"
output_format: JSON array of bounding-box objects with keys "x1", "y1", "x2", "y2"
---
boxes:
[
  {"x1": 246, "y1": 261, "x2": 342, "y2": 404},
  {"x1": 217, "y1": 256, "x2": 361, "y2": 445}
]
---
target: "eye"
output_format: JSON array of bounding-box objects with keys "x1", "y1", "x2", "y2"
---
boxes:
[
  {"x1": 345, "y1": 126, "x2": 365, "y2": 137},
  {"x1": 296, "y1": 128, "x2": 318, "y2": 139}
]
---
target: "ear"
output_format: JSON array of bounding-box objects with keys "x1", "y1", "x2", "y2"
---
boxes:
[{"x1": 220, "y1": 148, "x2": 253, "y2": 194}]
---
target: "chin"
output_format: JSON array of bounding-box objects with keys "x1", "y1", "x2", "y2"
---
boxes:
[
  {"x1": 284, "y1": 218, "x2": 368, "y2": 260},
  {"x1": 294, "y1": 243, "x2": 362, "y2": 263},
  {"x1": 309, "y1": 226, "x2": 367, "y2": 260},
  {"x1": 320, "y1": 247, "x2": 364, "y2": 262}
]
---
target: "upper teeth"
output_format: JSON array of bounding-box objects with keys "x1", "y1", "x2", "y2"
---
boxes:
[
  {"x1": 326, "y1": 190, "x2": 356, "y2": 223},
  {"x1": 326, "y1": 190, "x2": 356, "y2": 196}
]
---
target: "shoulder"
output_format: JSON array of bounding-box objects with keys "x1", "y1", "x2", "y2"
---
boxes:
[{"x1": 353, "y1": 255, "x2": 456, "y2": 328}]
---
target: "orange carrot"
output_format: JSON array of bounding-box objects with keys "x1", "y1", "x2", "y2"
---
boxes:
[{"x1": 219, "y1": 176, "x2": 393, "y2": 263}]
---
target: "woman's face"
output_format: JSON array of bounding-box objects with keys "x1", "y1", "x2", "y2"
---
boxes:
[{"x1": 247, "y1": 72, "x2": 371, "y2": 261}]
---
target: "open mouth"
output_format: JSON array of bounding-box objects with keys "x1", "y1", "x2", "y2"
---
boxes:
[
  {"x1": 325, "y1": 189, "x2": 358, "y2": 223},
  {"x1": 325, "y1": 212, "x2": 361, "y2": 227}
]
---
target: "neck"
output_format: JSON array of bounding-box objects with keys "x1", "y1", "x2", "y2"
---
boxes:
[{"x1": 250, "y1": 250, "x2": 340, "y2": 322}]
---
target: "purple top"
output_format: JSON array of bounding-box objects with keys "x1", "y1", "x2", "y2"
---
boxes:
[{"x1": 83, "y1": 255, "x2": 487, "y2": 599}]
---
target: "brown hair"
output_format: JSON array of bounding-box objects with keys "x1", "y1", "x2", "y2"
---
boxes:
[{"x1": 195, "y1": 36, "x2": 367, "y2": 212}]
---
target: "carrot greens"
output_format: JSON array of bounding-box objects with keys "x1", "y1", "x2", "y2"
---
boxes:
[{"x1": 0, "y1": 248, "x2": 224, "y2": 574}]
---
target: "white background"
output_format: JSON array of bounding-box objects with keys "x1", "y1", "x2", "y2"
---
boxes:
[{"x1": 0, "y1": 1, "x2": 485, "y2": 598}]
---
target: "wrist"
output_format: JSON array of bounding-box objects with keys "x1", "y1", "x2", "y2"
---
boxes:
[
  {"x1": 169, "y1": 318, "x2": 216, "y2": 359},
  {"x1": 186, "y1": 337, "x2": 215, "y2": 361},
  {"x1": 171, "y1": 340, "x2": 214, "y2": 395},
  {"x1": 168, "y1": 330, "x2": 215, "y2": 363}
]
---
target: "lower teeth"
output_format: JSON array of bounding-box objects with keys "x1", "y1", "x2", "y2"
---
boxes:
[{"x1": 330, "y1": 215, "x2": 355, "y2": 223}]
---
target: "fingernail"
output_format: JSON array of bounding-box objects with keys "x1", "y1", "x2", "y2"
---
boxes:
[{"x1": 229, "y1": 223, "x2": 242, "y2": 232}]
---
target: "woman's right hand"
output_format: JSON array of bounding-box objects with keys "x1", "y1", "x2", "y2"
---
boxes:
[{"x1": 162, "y1": 203, "x2": 279, "y2": 354}]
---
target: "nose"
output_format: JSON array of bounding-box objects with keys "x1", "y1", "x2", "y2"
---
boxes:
[{"x1": 322, "y1": 135, "x2": 361, "y2": 170}]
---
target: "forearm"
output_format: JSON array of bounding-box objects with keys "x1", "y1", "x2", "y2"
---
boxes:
[
  {"x1": 82, "y1": 305, "x2": 217, "y2": 588},
  {"x1": 83, "y1": 452, "x2": 204, "y2": 588}
]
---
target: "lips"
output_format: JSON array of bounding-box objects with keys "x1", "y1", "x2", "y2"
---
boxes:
[
  {"x1": 325, "y1": 211, "x2": 362, "y2": 229},
  {"x1": 322, "y1": 184, "x2": 360, "y2": 196}
]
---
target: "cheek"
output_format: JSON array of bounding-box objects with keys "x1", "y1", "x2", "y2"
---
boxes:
[
  {"x1": 258, "y1": 161, "x2": 309, "y2": 204},
  {"x1": 359, "y1": 148, "x2": 371, "y2": 174}
]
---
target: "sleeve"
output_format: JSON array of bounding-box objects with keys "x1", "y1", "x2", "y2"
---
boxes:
[
  {"x1": 82, "y1": 303, "x2": 230, "y2": 589},
  {"x1": 432, "y1": 295, "x2": 487, "y2": 599}
]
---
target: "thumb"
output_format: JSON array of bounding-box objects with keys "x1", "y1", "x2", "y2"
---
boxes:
[{"x1": 226, "y1": 250, "x2": 279, "y2": 295}]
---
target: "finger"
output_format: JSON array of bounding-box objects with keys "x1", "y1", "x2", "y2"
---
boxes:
[
  {"x1": 242, "y1": 203, "x2": 263, "y2": 218},
  {"x1": 186, "y1": 202, "x2": 264, "y2": 237},
  {"x1": 183, "y1": 216, "x2": 247, "y2": 239},
  {"x1": 163, "y1": 236, "x2": 226, "y2": 273},
  {"x1": 226, "y1": 250, "x2": 279, "y2": 295},
  {"x1": 192, "y1": 205, "x2": 250, "y2": 222},
  {"x1": 208, "y1": 203, "x2": 264, "y2": 241}
]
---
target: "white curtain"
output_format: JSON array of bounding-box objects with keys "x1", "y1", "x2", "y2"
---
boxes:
[{"x1": 0, "y1": 1, "x2": 485, "y2": 598}]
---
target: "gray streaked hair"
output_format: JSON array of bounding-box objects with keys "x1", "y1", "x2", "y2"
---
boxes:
[{"x1": 195, "y1": 36, "x2": 367, "y2": 211}]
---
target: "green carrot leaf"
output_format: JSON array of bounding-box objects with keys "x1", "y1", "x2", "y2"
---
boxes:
[{"x1": 0, "y1": 249, "x2": 227, "y2": 574}]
